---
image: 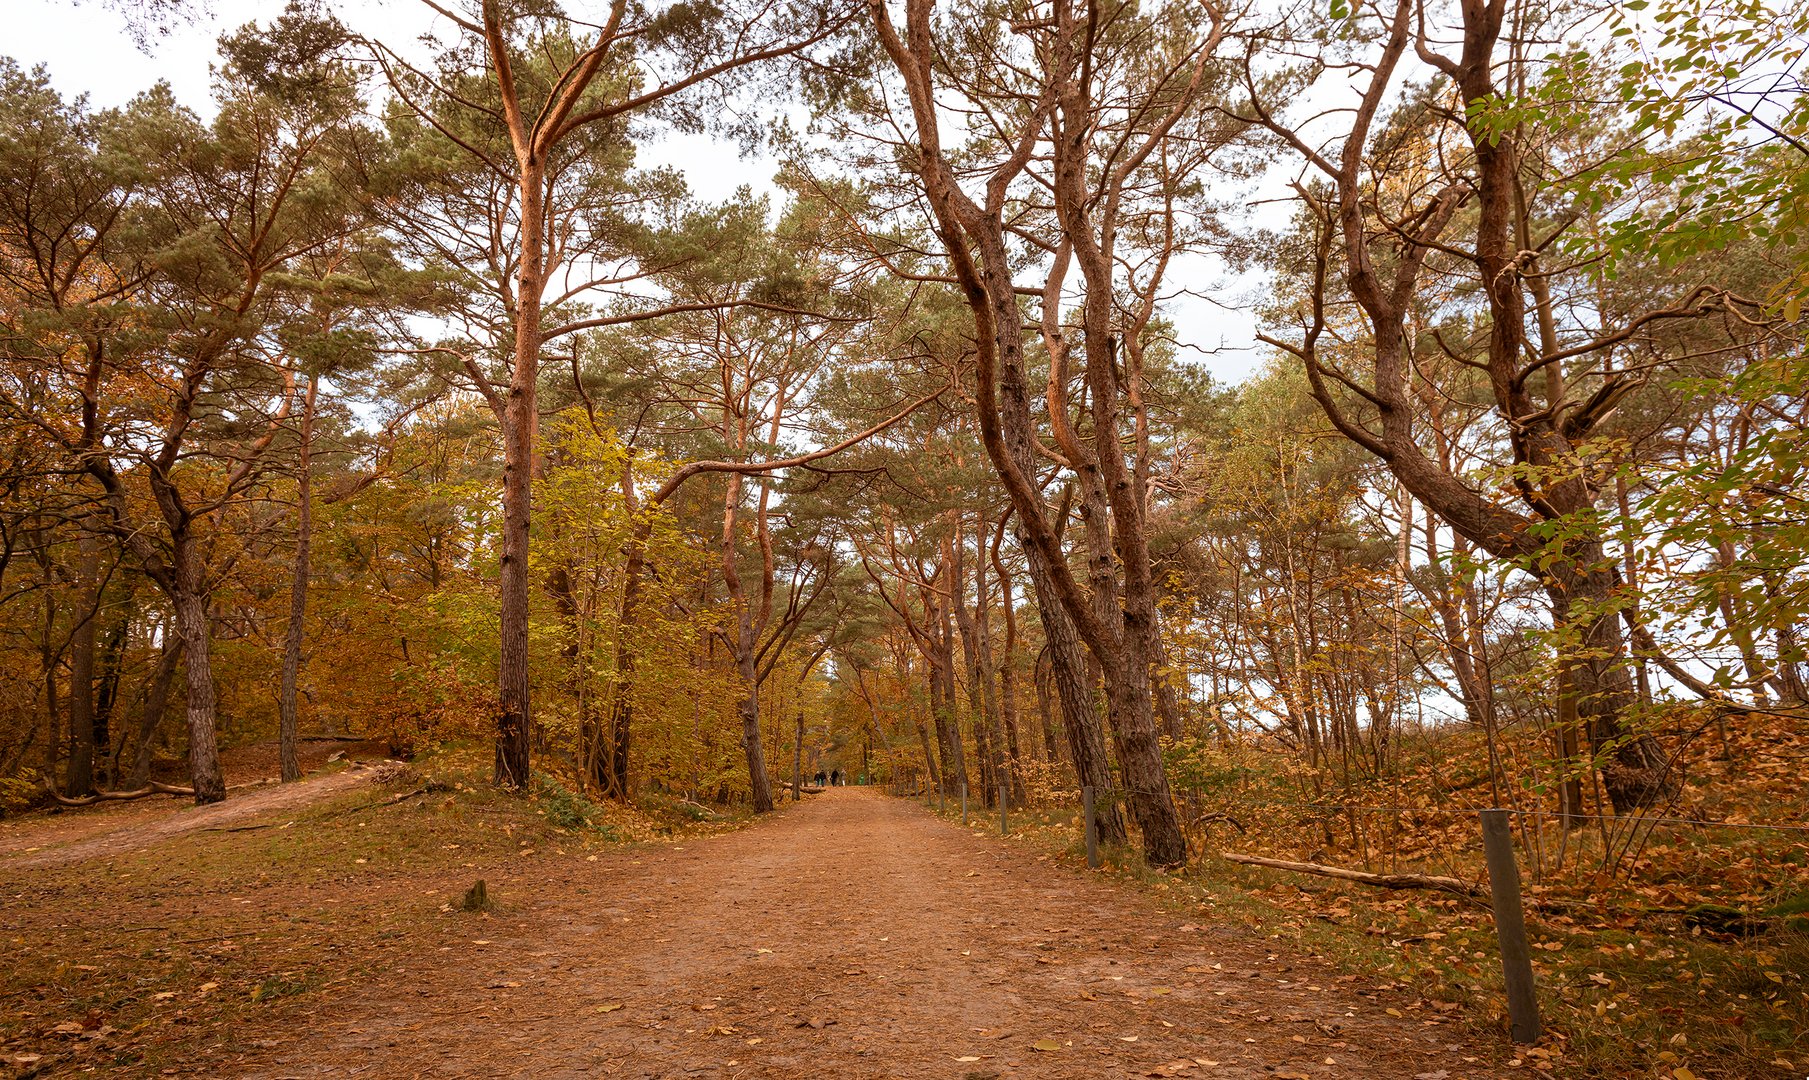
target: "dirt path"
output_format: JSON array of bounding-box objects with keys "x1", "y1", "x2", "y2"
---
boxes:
[
  {"x1": 0, "y1": 765, "x2": 377, "y2": 871},
  {"x1": 245, "y1": 789, "x2": 1509, "y2": 1080}
]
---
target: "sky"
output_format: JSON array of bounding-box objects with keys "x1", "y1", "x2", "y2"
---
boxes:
[{"x1": 8, "y1": 0, "x2": 1268, "y2": 383}]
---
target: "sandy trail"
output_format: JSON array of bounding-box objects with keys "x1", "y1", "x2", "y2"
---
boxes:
[
  {"x1": 248, "y1": 789, "x2": 1508, "y2": 1079},
  {"x1": 1, "y1": 765, "x2": 376, "y2": 871}
]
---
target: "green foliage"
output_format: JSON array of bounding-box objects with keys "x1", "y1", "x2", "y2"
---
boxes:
[
  {"x1": 1632, "y1": 354, "x2": 1809, "y2": 687},
  {"x1": 532, "y1": 775, "x2": 622, "y2": 839},
  {"x1": 1476, "y1": 0, "x2": 1809, "y2": 305},
  {"x1": 0, "y1": 772, "x2": 41, "y2": 817}
]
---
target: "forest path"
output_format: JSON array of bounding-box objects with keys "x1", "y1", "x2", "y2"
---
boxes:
[
  {"x1": 252, "y1": 789, "x2": 1509, "y2": 1080},
  {"x1": 0, "y1": 748, "x2": 389, "y2": 870}
]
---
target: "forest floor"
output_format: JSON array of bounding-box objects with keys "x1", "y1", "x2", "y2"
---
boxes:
[{"x1": 1, "y1": 766, "x2": 1514, "y2": 1079}]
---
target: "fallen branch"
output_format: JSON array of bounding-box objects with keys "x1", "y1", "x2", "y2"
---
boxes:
[
  {"x1": 1189, "y1": 811, "x2": 1248, "y2": 835},
  {"x1": 45, "y1": 781, "x2": 195, "y2": 807},
  {"x1": 1217, "y1": 851, "x2": 1485, "y2": 899},
  {"x1": 203, "y1": 821, "x2": 295, "y2": 833},
  {"x1": 314, "y1": 787, "x2": 430, "y2": 821}
]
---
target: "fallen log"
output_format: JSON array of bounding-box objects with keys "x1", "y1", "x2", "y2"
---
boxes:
[
  {"x1": 45, "y1": 781, "x2": 195, "y2": 807},
  {"x1": 1217, "y1": 851, "x2": 1485, "y2": 899}
]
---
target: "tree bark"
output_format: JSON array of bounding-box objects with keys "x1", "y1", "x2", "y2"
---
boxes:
[
  {"x1": 598, "y1": 467, "x2": 648, "y2": 802},
  {"x1": 493, "y1": 168, "x2": 542, "y2": 790},
  {"x1": 1548, "y1": 564, "x2": 1675, "y2": 813},
  {"x1": 278, "y1": 375, "x2": 317, "y2": 783},
  {"x1": 1018, "y1": 526, "x2": 1126, "y2": 844},
  {"x1": 993, "y1": 535, "x2": 1029, "y2": 800},
  {"x1": 172, "y1": 536, "x2": 225, "y2": 803},
  {"x1": 66, "y1": 532, "x2": 103, "y2": 798},
  {"x1": 94, "y1": 603, "x2": 128, "y2": 787}
]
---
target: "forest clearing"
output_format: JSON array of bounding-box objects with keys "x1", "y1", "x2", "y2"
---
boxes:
[{"x1": 3, "y1": 0, "x2": 1807, "y2": 1076}]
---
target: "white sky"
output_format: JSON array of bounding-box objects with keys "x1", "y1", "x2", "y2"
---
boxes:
[{"x1": 9, "y1": 0, "x2": 1266, "y2": 383}]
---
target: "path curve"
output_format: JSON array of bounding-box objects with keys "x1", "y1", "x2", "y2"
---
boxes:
[
  {"x1": 1, "y1": 766, "x2": 378, "y2": 871},
  {"x1": 252, "y1": 789, "x2": 1509, "y2": 1079}
]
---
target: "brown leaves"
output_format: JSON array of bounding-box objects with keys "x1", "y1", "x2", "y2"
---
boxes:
[{"x1": 1146, "y1": 1059, "x2": 1219, "y2": 1076}]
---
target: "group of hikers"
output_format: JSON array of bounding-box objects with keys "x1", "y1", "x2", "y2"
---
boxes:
[{"x1": 812, "y1": 769, "x2": 847, "y2": 787}]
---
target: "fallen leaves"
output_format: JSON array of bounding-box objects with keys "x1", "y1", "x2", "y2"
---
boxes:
[{"x1": 1146, "y1": 1059, "x2": 1220, "y2": 1076}]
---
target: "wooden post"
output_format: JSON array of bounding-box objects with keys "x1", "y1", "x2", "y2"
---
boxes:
[
  {"x1": 1000, "y1": 782, "x2": 1008, "y2": 835},
  {"x1": 1083, "y1": 786, "x2": 1100, "y2": 869},
  {"x1": 961, "y1": 780, "x2": 968, "y2": 826},
  {"x1": 1480, "y1": 808, "x2": 1541, "y2": 1044}
]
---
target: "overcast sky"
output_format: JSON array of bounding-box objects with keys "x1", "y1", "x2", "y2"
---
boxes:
[{"x1": 9, "y1": 0, "x2": 1266, "y2": 382}]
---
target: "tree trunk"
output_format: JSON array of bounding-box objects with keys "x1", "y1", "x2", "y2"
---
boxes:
[
  {"x1": 95, "y1": 605, "x2": 128, "y2": 787},
  {"x1": 1549, "y1": 564, "x2": 1676, "y2": 813},
  {"x1": 792, "y1": 712, "x2": 804, "y2": 801},
  {"x1": 278, "y1": 375, "x2": 317, "y2": 783},
  {"x1": 1033, "y1": 648, "x2": 1062, "y2": 764},
  {"x1": 994, "y1": 545, "x2": 1029, "y2": 800},
  {"x1": 172, "y1": 537, "x2": 225, "y2": 803},
  {"x1": 599, "y1": 474, "x2": 649, "y2": 802},
  {"x1": 66, "y1": 533, "x2": 102, "y2": 798},
  {"x1": 950, "y1": 524, "x2": 998, "y2": 806},
  {"x1": 1019, "y1": 529, "x2": 1125, "y2": 844},
  {"x1": 736, "y1": 609, "x2": 774, "y2": 811},
  {"x1": 494, "y1": 172, "x2": 545, "y2": 791},
  {"x1": 929, "y1": 583, "x2": 969, "y2": 796}
]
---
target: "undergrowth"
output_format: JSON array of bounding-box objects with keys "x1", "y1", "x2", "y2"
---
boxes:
[{"x1": 942, "y1": 707, "x2": 1809, "y2": 1080}]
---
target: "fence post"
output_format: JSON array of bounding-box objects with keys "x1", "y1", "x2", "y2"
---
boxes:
[
  {"x1": 1000, "y1": 783, "x2": 1008, "y2": 835},
  {"x1": 1480, "y1": 808, "x2": 1541, "y2": 1044},
  {"x1": 960, "y1": 780, "x2": 968, "y2": 826},
  {"x1": 1083, "y1": 786, "x2": 1101, "y2": 868}
]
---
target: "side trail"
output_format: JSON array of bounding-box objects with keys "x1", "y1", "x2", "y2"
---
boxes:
[{"x1": 250, "y1": 790, "x2": 1509, "y2": 1079}]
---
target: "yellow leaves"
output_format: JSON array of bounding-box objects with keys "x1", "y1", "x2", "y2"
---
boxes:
[
  {"x1": 1031, "y1": 1038, "x2": 1062, "y2": 1051},
  {"x1": 595, "y1": 1003, "x2": 623, "y2": 1013}
]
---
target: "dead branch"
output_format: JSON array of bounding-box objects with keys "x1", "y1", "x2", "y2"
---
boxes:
[
  {"x1": 1217, "y1": 851, "x2": 1485, "y2": 898},
  {"x1": 45, "y1": 781, "x2": 195, "y2": 807}
]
